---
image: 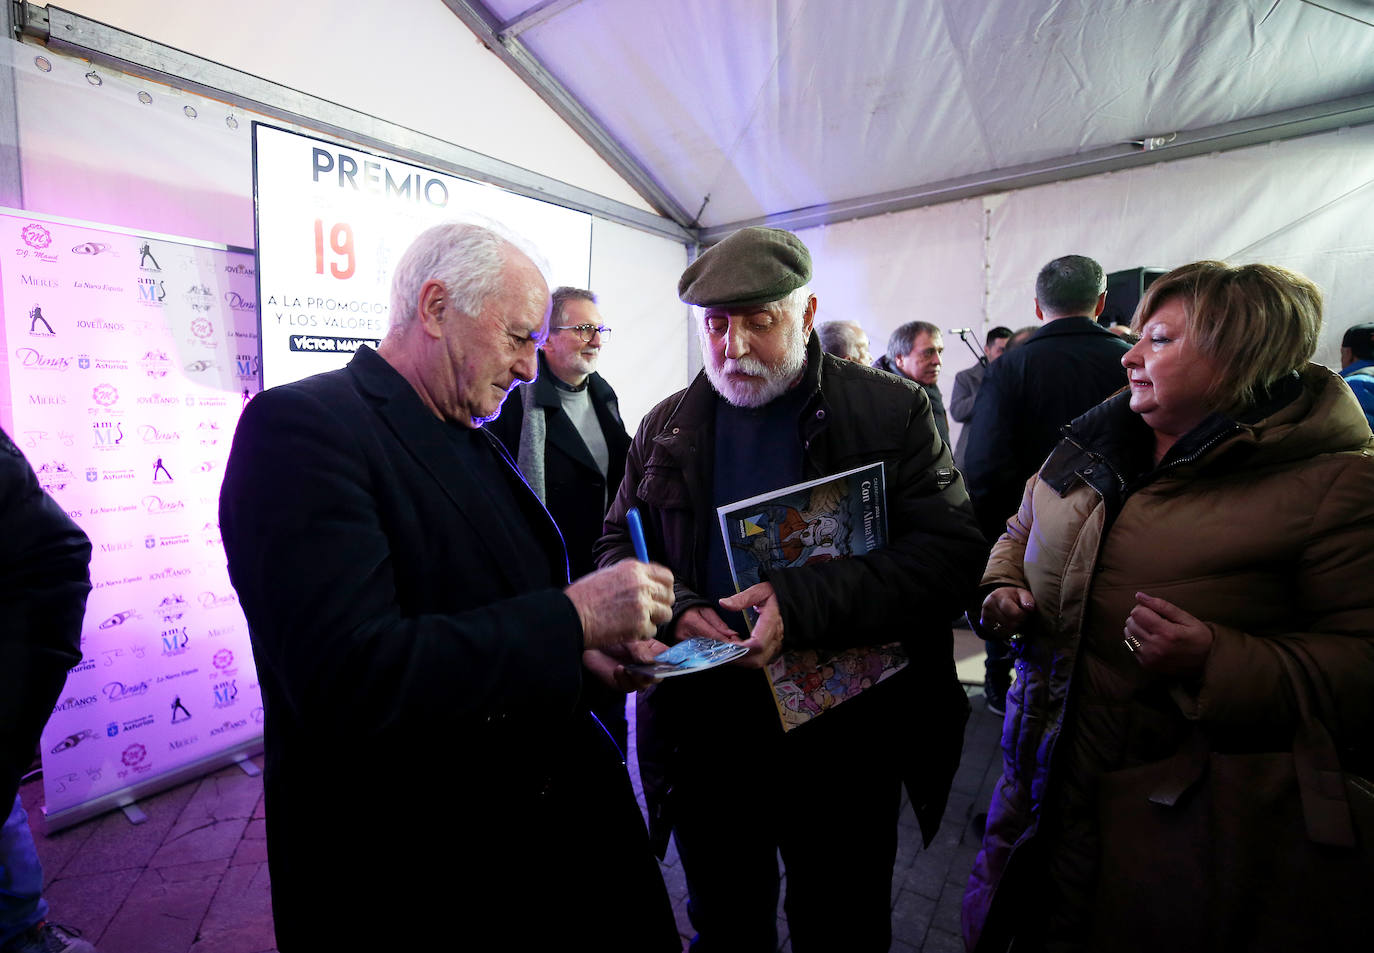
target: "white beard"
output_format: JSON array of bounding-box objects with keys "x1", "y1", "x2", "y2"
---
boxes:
[{"x1": 702, "y1": 319, "x2": 807, "y2": 408}]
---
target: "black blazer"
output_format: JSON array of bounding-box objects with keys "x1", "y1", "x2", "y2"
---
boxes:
[
  {"x1": 219, "y1": 347, "x2": 674, "y2": 950},
  {"x1": 962, "y1": 316, "x2": 1130, "y2": 541},
  {"x1": 1, "y1": 426, "x2": 91, "y2": 800},
  {"x1": 487, "y1": 351, "x2": 631, "y2": 579}
]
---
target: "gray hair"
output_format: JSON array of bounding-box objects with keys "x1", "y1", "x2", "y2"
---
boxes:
[
  {"x1": 764, "y1": 285, "x2": 813, "y2": 323},
  {"x1": 817, "y1": 320, "x2": 865, "y2": 360},
  {"x1": 887, "y1": 321, "x2": 940, "y2": 361},
  {"x1": 550, "y1": 286, "x2": 597, "y2": 326},
  {"x1": 1035, "y1": 255, "x2": 1106, "y2": 316},
  {"x1": 388, "y1": 222, "x2": 547, "y2": 334}
]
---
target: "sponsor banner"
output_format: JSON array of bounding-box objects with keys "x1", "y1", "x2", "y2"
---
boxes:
[
  {"x1": 253, "y1": 123, "x2": 592, "y2": 389},
  {"x1": 0, "y1": 210, "x2": 262, "y2": 816}
]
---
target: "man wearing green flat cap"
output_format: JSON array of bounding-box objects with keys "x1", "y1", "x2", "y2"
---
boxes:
[{"x1": 597, "y1": 226, "x2": 985, "y2": 952}]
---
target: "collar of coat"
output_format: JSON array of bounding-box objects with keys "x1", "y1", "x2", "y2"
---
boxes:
[
  {"x1": 1040, "y1": 365, "x2": 1363, "y2": 504},
  {"x1": 1027, "y1": 314, "x2": 1123, "y2": 344},
  {"x1": 345, "y1": 345, "x2": 571, "y2": 587},
  {"x1": 529, "y1": 350, "x2": 616, "y2": 407},
  {"x1": 514, "y1": 350, "x2": 618, "y2": 502}
]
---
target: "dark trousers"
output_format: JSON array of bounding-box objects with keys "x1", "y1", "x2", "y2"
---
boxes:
[
  {"x1": 664, "y1": 670, "x2": 903, "y2": 952},
  {"x1": 983, "y1": 638, "x2": 1012, "y2": 688},
  {"x1": 0, "y1": 645, "x2": 71, "y2": 944},
  {"x1": 0, "y1": 643, "x2": 70, "y2": 806},
  {"x1": 271, "y1": 711, "x2": 680, "y2": 952}
]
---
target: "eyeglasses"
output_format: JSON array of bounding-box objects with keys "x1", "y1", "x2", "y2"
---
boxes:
[{"x1": 551, "y1": 324, "x2": 611, "y2": 343}]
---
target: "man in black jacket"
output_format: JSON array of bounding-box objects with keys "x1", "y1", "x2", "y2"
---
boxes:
[
  {"x1": 597, "y1": 226, "x2": 985, "y2": 953},
  {"x1": 961, "y1": 254, "x2": 1129, "y2": 708},
  {"x1": 487, "y1": 286, "x2": 635, "y2": 751},
  {"x1": 220, "y1": 222, "x2": 678, "y2": 951},
  {"x1": 0, "y1": 428, "x2": 96, "y2": 953}
]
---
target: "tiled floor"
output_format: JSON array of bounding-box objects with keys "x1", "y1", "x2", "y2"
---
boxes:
[
  {"x1": 18, "y1": 759, "x2": 274, "y2": 953},
  {"x1": 22, "y1": 632, "x2": 1003, "y2": 952}
]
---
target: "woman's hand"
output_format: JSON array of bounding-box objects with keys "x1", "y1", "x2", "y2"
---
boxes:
[
  {"x1": 1123, "y1": 592, "x2": 1214, "y2": 675},
  {"x1": 979, "y1": 586, "x2": 1036, "y2": 640}
]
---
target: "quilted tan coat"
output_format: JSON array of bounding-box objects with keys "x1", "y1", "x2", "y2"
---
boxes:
[{"x1": 962, "y1": 363, "x2": 1374, "y2": 952}]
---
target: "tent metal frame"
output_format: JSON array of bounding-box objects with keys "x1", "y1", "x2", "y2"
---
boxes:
[
  {"x1": 0, "y1": 0, "x2": 22, "y2": 207},
  {"x1": 10, "y1": 2, "x2": 1374, "y2": 248},
  {"x1": 697, "y1": 90, "x2": 1374, "y2": 243},
  {"x1": 451, "y1": 1, "x2": 1374, "y2": 243},
  {"x1": 439, "y1": 0, "x2": 696, "y2": 229},
  {"x1": 11, "y1": 2, "x2": 694, "y2": 243}
]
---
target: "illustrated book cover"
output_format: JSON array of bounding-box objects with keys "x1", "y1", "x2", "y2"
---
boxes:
[{"x1": 716, "y1": 462, "x2": 908, "y2": 731}]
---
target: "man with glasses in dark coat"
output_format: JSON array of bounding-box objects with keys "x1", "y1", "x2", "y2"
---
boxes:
[{"x1": 488, "y1": 286, "x2": 636, "y2": 751}]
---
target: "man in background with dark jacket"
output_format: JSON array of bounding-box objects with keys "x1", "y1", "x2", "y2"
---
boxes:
[
  {"x1": 597, "y1": 226, "x2": 985, "y2": 952},
  {"x1": 487, "y1": 286, "x2": 635, "y2": 751},
  {"x1": 962, "y1": 254, "x2": 1129, "y2": 710},
  {"x1": 876, "y1": 320, "x2": 951, "y2": 444}
]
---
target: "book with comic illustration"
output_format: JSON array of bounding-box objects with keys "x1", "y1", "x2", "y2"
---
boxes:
[{"x1": 717, "y1": 462, "x2": 908, "y2": 731}]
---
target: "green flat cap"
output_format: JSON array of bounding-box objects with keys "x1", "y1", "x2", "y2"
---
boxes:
[{"x1": 678, "y1": 226, "x2": 812, "y2": 308}]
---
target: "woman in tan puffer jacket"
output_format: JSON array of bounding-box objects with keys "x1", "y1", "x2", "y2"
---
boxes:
[{"x1": 961, "y1": 261, "x2": 1374, "y2": 953}]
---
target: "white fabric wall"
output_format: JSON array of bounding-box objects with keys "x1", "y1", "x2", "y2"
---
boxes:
[
  {"x1": 588, "y1": 218, "x2": 690, "y2": 432},
  {"x1": 9, "y1": 38, "x2": 257, "y2": 248},
  {"x1": 54, "y1": 0, "x2": 653, "y2": 213},
  {"x1": 800, "y1": 197, "x2": 987, "y2": 369},
  {"x1": 797, "y1": 123, "x2": 1374, "y2": 452}
]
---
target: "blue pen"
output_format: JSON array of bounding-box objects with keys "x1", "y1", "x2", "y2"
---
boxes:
[{"x1": 627, "y1": 507, "x2": 650, "y2": 563}]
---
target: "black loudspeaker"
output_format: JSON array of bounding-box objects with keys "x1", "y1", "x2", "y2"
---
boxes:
[{"x1": 1101, "y1": 267, "x2": 1166, "y2": 327}]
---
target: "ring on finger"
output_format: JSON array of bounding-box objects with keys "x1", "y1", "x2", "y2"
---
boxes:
[{"x1": 1123, "y1": 633, "x2": 1141, "y2": 653}]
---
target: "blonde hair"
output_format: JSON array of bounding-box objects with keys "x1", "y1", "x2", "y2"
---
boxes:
[{"x1": 1132, "y1": 261, "x2": 1322, "y2": 415}]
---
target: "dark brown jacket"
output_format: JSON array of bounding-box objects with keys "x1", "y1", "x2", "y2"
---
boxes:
[{"x1": 596, "y1": 334, "x2": 986, "y2": 848}]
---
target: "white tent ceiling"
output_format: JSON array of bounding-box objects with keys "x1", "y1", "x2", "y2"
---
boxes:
[{"x1": 449, "y1": 0, "x2": 1374, "y2": 239}]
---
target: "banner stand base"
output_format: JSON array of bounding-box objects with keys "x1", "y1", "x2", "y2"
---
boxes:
[
  {"x1": 119, "y1": 803, "x2": 148, "y2": 826},
  {"x1": 41, "y1": 736, "x2": 264, "y2": 835}
]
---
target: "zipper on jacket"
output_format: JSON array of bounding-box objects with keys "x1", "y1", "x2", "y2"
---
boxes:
[
  {"x1": 1060, "y1": 432, "x2": 1127, "y2": 492},
  {"x1": 1156, "y1": 424, "x2": 1240, "y2": 472}
]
